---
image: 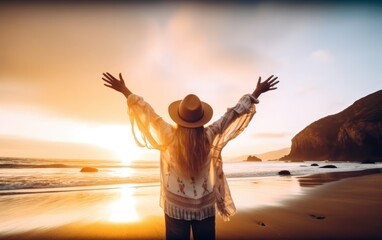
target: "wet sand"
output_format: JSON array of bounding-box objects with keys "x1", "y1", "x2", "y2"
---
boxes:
[
  {"x1": 218, "y1": 171, "x2": 382, "y2": 240},
  {"x1": 1, "y1": 169, "x2": 381, "y2": 240}
]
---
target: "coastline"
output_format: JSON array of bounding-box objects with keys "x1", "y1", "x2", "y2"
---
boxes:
[{"x1": 1, "y1": 168, "x2": 381, "y2": 240}]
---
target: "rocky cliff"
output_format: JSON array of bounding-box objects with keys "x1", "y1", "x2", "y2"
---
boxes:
[{"x1": 283, "y1": 90, "x2": 382, "y2": 162}]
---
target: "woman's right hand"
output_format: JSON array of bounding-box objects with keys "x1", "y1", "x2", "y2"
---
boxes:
[{"x1": 102, "y1": 72, "x2": 132, "y2": 98}]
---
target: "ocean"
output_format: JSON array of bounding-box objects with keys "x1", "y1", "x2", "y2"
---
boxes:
[
  {"x1": 1, "y1": 157, "x2": 381, "y2": 193},
  {"x1": 1, "y1": 157, "x2": 381, "y2": 235}
]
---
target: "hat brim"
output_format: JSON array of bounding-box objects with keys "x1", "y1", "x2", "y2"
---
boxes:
[{"x1": 168, "y1": 100, "x2": 213, "y2": 128}]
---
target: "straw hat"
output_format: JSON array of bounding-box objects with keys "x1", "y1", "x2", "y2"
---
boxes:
[{"x1": 168, "y1": 94, "x2": 213, "y2": 128}]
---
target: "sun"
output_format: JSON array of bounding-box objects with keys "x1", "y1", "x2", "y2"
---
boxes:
[
  {"x1": 105, "y1": 137, "x2": 142, "y2": 165},
  {"x1": 74, "y1": 123, "x2": 144, "y2": 164},
  {"x1": 98, "y1": 129, "x2": 144, "y2": 165}
]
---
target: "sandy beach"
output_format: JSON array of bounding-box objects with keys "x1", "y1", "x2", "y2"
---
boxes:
[{"x1": 1, "y1": 169, "x2": 381, "y2": 240}]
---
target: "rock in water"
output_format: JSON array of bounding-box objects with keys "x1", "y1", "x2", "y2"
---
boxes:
[
  {"x1": 361, "y1": 160, "x2": 375, "y2": 164},
  {"x1": 246, "y1": 155, "x2": 262, "y2": 162},
  {"x1": 319, "y1": 165, "x2": 337, "y2": 169},
  {"x1": 278, "y1": 170, "x2": 291, "y2": 176},
  {"x1": 282, "y1": 90, "x2": 382, "y2": 162},
  {"x1": 80, "y1": 167, "x2": 98, "y2": 172}
]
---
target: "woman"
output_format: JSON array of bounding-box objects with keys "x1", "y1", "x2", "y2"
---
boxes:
[{"x1": 102, "y1": 73, "x2": 279, "y2": 240}]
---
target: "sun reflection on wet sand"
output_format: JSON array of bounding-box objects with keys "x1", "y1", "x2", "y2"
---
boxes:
[
  {"x1": 230, "y1": 177, "x2": 302, "y2": 209},
  {"x1": 108, "y1": 186, "x2": 140, "y2": 223},
  {"x1": 0, "y1": 176, "x2": 304, "y2": 236}
]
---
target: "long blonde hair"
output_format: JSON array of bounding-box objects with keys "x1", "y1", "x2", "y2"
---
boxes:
[{"x1": 172, "y1": 125, "x2": 210, "y2": 179}]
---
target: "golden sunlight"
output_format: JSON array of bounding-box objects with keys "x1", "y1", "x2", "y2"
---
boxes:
[
  {"x1": 92, "y1": 125, "x2": 142, "y2": 164},
  {"x1": 74, "y1": 124, "x2": 144, "y2": 164},
  {"x1": 102, "y1": 137, "x2": 142, "y2": 165},
  {"x1": 112, "y1": 167, "x2": 136, "y2": 178},
  {"x1": 108, "y1": 186, "x2": 140, "y2": 223}
]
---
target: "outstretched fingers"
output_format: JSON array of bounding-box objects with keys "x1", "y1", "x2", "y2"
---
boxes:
[
  {"x1": 102, "y1": 76, "x2": 112, "y2": 85},
  {"x1": 119, "y1": 73, "x2": 125, "y2": 83},
  {"x1": 268, "y1": 77, "x2": 279, "y2": 91},
  {"x1": 269, "y1": 77, "x2": 279, "y2": 86},
  {"x1": 102, "y1": 72, "x2": 111, "y2": 80},
  {"x1": 103, "y1": 83, "x2": 114, "y2": 89},
  {"x1": 261, "y1": 75, "x2": 279, "y2": 92},
  {"x1": 102, "y1": 72, "x2": 124, "y2": 86},
  {"x1": 265, "y1": 75, "x2": 274, "y2": 82},
  {"x1": 105, "y1": 72, "x2": 119, "y2": 82},
  {"x1": 102, "y1": 72, "x2": 121, "y2": 90},
  {"x1": 266, "y1": 76, "x2": 278, "y2": 83}
]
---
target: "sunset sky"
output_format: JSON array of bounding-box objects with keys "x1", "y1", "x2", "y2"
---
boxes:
[{"x1": 0, "y1": 1, "x2": 381, "y2": 162}]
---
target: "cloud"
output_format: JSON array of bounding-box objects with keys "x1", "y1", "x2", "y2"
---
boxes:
[{"x1": 142, "y1": 6, "x2": 263, "y2": 85}]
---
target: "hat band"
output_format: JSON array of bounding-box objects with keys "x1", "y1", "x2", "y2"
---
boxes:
[{"x1": 178, "y1": 108, "x2": 204, "y2": 123}]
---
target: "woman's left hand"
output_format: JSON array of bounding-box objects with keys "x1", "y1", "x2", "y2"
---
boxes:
[{"x1": 252, "y1": 75, "x2": 279, "y2": 99}]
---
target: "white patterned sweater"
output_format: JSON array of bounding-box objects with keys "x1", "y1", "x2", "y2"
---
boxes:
[{"x1": 127, "y1": 94, "x2": 258, "y2": 221}]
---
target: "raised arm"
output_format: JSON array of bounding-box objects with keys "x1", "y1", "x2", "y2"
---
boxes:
[
  {"x1": 101, "y1": 72, "x2": 173, "y2": 151},
  {"x1": 102, "y1": 72, "x2": 132, "y2": 98},
  {"x1": 207, "y1": 75, "x2": 279, "y2": 148}
]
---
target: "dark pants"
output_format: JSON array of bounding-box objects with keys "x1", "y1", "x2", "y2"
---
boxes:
[{"x1": 165, "y1": 214, "x2": 215, "y2": 240}]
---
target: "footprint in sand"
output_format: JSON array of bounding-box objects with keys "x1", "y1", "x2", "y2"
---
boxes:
[
  {"x1": 255, "y1": 221, "x2": 266, "y2": 226},
  {"x1": 309, "y1": 214, "x2": 326, "y2": 220}
]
